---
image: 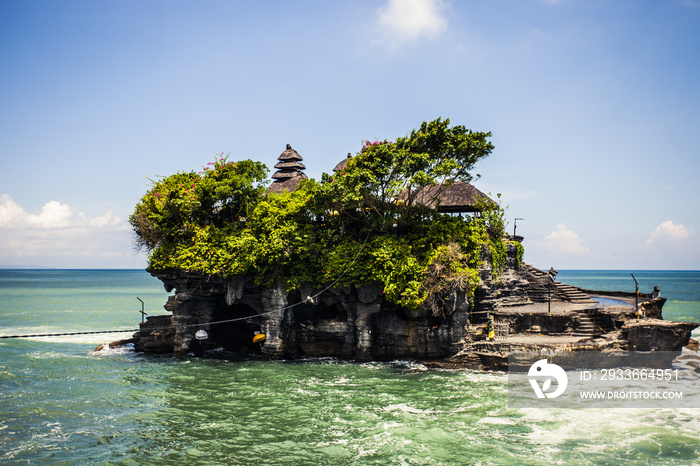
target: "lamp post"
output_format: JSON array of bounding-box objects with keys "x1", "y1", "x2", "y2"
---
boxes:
[{"x1": 514, "y1": 218, "x2": 524, "y2": 237}]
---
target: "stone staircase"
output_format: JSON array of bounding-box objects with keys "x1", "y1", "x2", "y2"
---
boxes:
[
  {"x1": 556, "y1": 283, "x2": 597, "y2": 304},
  {"x1": 573, "y1": 311, "x2": 600, "y2": 336},
  {"x1": 521, "y1": 264, "x2": 597, "y2": 305},
  {"x1": 519, "y1": 264, "x2": 602, "y2": 336}
]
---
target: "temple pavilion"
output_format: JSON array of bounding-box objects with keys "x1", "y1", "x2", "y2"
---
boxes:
[
  {"x1": 268, "y1": 144, "x2": 308, "y2": 194},
  {"x1": 331, "y1": 153, "x2": 494, "y2": 215},
  {"x1": 268, "y1": 146, "x2": 495, "y2": 215}
]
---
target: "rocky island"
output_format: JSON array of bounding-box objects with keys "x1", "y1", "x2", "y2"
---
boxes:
[{"x1": 126, "y1": 119, "x2": 698, "y2": 369}]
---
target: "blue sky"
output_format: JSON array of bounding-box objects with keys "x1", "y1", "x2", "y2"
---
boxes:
[{"x1": 1, "y1": 0, "x2": 699, "y2": 270}]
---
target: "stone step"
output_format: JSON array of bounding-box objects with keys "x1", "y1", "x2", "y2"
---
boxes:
[
  {"x1": 562, "y1": 291, "x2": 590, "y2": 298},
  {"x1": 560, "y1": 289, "x2": 589, "y2": 295},
  {"x1": 560, "y1": 290, "x2": 585, "y2": 295},
  {"x1": 574, "y1": 312, "x2": 601, "y2": 335}
]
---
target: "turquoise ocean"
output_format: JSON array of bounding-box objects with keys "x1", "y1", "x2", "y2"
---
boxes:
[{"x1": 1, "y1": 269, "x2": 699, "y2": 465}]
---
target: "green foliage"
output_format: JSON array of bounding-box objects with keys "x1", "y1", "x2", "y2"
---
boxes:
[
  {"x1": 130, "y1": 171, "x2": 202, "y2": 250},
  {"x1": 421, "y1": 243, "x2": 480, "y2": 318},
  {"x1": 130, "y1": 154, "x2": 267, "y2": 251},
  {"x1": 196, "y1": 157, "x2": 269, "y2": 224},
  {"x1": 130, "y1": 118, "x2": 516, "y2": 312},
  {"x1": 331, "y1": 117, "x2": 494, "y2": 232},
  {"x1": 472, "y1": 192, "x2": 510, "y2": 279},
  {"x1": 474, "y1": 192, "x2": 507, "y2": 239},
  {"x1": 512, "y1": 241, "x2": 525, "y2": 269},
  {"x1": 490, "y1": 238, "x2": 508, "y2": 280}
]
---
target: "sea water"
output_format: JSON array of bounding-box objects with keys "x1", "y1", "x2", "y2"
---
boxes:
[{"x1": 1, "y1": 270, "x2": 699, "y2": 465}]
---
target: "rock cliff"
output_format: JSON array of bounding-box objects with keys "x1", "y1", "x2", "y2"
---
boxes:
[
  {"x1": 132, "y1": 241, "x2": 698, "y2": 366},
  {"x1": 135, "y1": 270, "x2": 470, "y2": 360}
]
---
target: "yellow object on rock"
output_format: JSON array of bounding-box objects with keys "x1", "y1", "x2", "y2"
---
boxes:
[{"x1": 253, "y1": 334, "x2": 266, "y2": 343}]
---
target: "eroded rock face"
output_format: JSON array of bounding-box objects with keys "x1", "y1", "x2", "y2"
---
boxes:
[
  {"x1": 133, "y1": 314, "x2": 175, "y2": 353},
  {"x1": 132, "y1": 243, "x2": 698, "y2": 364},
  {"x1": 623, "y1": 319, "x2": 698, "y2": 352},
  {"x1": 133, "y1": 271, "x2": 469, "y2": 360}
]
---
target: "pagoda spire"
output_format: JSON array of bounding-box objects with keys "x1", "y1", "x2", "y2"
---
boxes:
[{"x1": 268, "y1": 144, "x2": 308, "y2": 193}]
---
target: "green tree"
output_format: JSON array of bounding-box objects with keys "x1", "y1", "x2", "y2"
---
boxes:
[
  {"x1": 197, "y1": 157, "x2": 268, "y2": 226},
  {"x1": 129, "y1": 155, "x2": 268, "y2": 251},
  {"x1": 331, "y1": 117, "x2": 494, "y2": 229},
  {"x1": 129, "y1": 119, "x2": 511, "y2": 311}
]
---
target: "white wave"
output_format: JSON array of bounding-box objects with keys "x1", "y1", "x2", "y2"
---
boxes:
[
  {"x1": 0, "y1": 325, "x2": 135, "y2": 345},
  {"x1": 476, "y1": 416, "x2": 518, "y2": 426},
  {"x1": 292, "y1": 388, "x2": 319, "y2": 396},
  {"x1": 27, "y1": 350, "x2": 81, "y2": 360},
  {"x1": 383, "y1": 403, "x2": 433, "y2": 415},
  {"x1": 90, "y1": 342, "x2": 134, "y2": 356},
  {"x1": 382, "y1": 421, "x2": 404, "y2": 430},
  {"x1": 316, "y1": 376, "x2": 359, "y2": 387},
  {"x1": 520, "y1": 406, "x2": 700, "y2": 452},
  {"x1": 389, "y1": 360, "x2": 429, "y2": 371},
  {"x1": 32, "y1": 331, "x2": 135, "y2": 345}
]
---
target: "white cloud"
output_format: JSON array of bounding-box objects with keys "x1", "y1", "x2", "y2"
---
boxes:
[
  {"x1": 525, "y1": 221, "x2": 699, "y2": 270},
  {"x1": 542, "y1": 223, "x2": 590, "y2": 256},
  {"x1": 645, "y1": 220, "x2": 694, "y2": 246},
  {"x1": 33, "y1": 200, "x2": 74, "y2": 228},
  {"x1": 377, "y1": 0, "x2": 448, "y2": 47},
  {"x1": 0, "y1": 194, "x2": 26, "y2": 227},
  {"x1": 0, "y1": 194, "x2": 120, "y2": 230},
  {"x1": 89, "y1": 211, "x2": 123, "y2": 228},
  {"x1": 0, "y1": 194, "x2": 134, "y2": 267}
]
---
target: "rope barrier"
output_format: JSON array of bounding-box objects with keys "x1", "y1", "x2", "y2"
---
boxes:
[
  {"x1": 0, "y1": 229, "x2": 374, "y2": 340},
  {"x1": 0, "y1": 329, "x2": 140, "y2": 339}
]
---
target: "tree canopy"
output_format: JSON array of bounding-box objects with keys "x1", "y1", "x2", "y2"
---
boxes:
[
  {"x1": 130, "y1": 156, "x2": 267, "y2": 251},
  {"x1": 130, "y1": 118, "x2": 517, "y2": 316},
  {"x1": 325, "y1": 118, "x2": 493, "y2": 227}
]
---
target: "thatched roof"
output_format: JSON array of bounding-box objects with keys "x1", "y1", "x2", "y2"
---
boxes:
[
  {"x1": 274, "y1": 161, "x2": 306, "y2": 170},
  {"x1": 268, "y1": 172, "x2": 308, "y2": 194},
  {"x1": 413, "y1": 182, "x2": 495, "y2": 213},
  {"x1": 271, "y1": 171, "x2": 297, "y2": 180},
  {"x1": 333, "y1": 153, "x2": 352, "y2": 172},
  {"x1": 277, "y1": 144, "x2": 303, "y2": 161},
  {"x1": 269, "y1": 144, "x2": 307, "y2": 192},
  {"x1": 331, "y1": 154, "x2": 494, "y2": 213}
]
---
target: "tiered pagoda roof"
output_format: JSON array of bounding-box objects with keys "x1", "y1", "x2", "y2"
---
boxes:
[{"x1": 268, "y1": 144, "x2": 308, "y2": 193}]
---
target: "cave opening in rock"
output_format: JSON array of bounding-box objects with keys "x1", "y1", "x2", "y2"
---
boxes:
[
  {"x1": 292, "y1": 299, "x2": 346, "y2": 324},
  {"x1": 209, "y1": 301, "x2": 263, "y2": 354},
  {"x1": 288, "y1": 298, "x2": 353, "y2": 358}
]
